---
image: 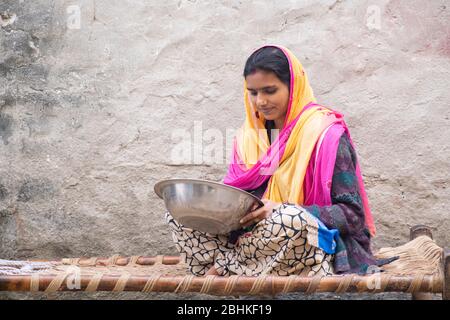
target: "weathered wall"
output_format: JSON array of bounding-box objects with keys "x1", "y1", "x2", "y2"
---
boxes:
[{"x1": 0, "y1": 0, "x2": 449, "y2": 299}]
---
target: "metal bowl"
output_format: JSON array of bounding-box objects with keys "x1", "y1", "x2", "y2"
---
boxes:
[{"x1": 154, "y1": 178, "x2": 264, "y2": 235}]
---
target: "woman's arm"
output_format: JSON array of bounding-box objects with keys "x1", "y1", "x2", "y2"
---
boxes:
[
  {"x1": 303, "y1": 132, "x2": 377, "y2": 273},
  {"x1": 303, "y1": 132, "x2": 368, "y2": 237},
  {"x1": 239, "y1": 199, "x2": 281, "y2": 228},
  {"x1": 240, "y1": 133, "x2": 367, "y2": 236}
]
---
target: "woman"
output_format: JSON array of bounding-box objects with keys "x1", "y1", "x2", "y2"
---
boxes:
[{"x1": 165, "y1": 45, "x2": 378, "y2": 277}]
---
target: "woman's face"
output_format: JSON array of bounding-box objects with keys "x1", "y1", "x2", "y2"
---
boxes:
[{"x1": 245, "y1": 69, "x2": 290, "y2": 127}]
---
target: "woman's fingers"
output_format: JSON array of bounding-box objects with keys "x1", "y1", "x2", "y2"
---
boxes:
[
  {"x1": 242, "y1": 204, "x2": 264, "y2": 223},
  {"x1": 238, "y1": 199, "x2": 281, "y2": 228},
  {"x1": 239, "y1": 211, "x2": 255, "y2": 225},
  {"x1": 240, "y1": 206, "x2": 266, "y2": 226},
  {"x1": 241, "y1": 217, "x2": 259, "y2": 228},
  {"x1": 239, "y1": 199, "x2": 280, "y2": 227}
]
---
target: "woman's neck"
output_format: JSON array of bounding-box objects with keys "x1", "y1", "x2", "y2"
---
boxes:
[{"x1": 274, "y1": 118, "x2": 285, "y2": 130}]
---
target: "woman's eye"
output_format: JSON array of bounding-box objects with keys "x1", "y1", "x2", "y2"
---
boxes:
[
  {"x1": 265, "y1": 89, "x2": 277, "y2": 94},
  {"x1": 250, "y1": 91, "x2": 257, "y2": 96}
]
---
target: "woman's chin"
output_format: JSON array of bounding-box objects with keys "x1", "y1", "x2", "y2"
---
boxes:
[{"x1": 262, "y1": 113, "x2": 277, "y2": 120}]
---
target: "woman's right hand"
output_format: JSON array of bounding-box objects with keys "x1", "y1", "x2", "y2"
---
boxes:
[{"x1": 239, "y1": 199, "x2": 281, "y2": 228}]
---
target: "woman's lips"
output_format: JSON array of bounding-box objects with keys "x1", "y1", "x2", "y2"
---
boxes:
[{"x1": 260, "y1": 107, "x2": 275, "y2": 114}]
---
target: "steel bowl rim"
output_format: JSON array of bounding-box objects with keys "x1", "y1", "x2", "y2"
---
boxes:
[{"x1": 153, "y1": 178, "x2": 264, "y2": 206}]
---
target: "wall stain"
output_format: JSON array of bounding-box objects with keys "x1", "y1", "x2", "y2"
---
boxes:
[
  {"x1": 0, "y1": 113, "x2": 13, "y2": 145},
  {"x1": 17, "y1": 179, "x2": 55, "y2": 202},
  {"x1": 0, "y1": 183, "x2": 8, "y2": 200}
]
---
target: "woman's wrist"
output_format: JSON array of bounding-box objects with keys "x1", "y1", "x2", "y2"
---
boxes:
[{"x1": 239, "y1": 199, "x2": 281, "y2": 227}]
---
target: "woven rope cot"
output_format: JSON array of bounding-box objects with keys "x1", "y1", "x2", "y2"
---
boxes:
[{"x1": 1, "y1": 225, "x2": 449, "y2": 299}]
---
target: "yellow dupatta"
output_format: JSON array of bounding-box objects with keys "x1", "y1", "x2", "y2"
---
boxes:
[{"x1": 234, "y1": 45, "x2": 342, "y2": 204}]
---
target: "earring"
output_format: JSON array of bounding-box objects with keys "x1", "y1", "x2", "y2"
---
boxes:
[{"x1": 255, "y1": 111, "x2": 260, "y2": 119}]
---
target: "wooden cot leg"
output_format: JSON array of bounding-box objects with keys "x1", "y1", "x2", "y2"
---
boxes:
[
  {"x1": 410, "y1": 225, "x2": 434, "y2": 300},
  {"x1": 443, "y1": 249, "x2": 450, "y2": 300}
]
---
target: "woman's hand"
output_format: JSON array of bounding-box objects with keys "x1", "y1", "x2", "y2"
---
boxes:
[{"x1": 239, "y1": 199, "x2": 281, "y2": 228}]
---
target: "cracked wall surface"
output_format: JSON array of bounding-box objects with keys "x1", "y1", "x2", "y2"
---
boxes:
[{"x1": 0, "y1": 0, "x2": 449, "y2": 299}]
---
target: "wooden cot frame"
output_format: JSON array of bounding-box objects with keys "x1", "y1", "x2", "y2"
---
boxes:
[{"x1": 0, "y1": 225, "x2": 449, "y2": 300}]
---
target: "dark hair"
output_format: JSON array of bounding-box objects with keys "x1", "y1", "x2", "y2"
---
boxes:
[{"x1": 243, "y1": 46, "x2": 290, "y2": 90}]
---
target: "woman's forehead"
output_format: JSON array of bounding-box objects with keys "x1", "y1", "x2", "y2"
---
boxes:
[{"x1": 245, "y1": 70, "x2": 281, "y2": 89}]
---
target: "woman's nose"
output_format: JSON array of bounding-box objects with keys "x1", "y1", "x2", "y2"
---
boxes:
[{"x1": 256, "y1": 94, "x2": 267, "y2": 107}]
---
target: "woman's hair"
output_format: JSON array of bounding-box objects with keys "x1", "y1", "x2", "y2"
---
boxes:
[{"x1": 243, "y1": 46, "x2": 290, "y2": 90}]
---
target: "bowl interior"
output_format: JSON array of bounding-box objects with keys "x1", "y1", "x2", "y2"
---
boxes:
[{"x1": 154, "y1": 179, "x2": 263, "y2": 234}]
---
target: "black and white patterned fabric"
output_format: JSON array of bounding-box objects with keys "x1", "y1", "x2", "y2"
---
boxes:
[{"x1": 165, "y1": 204, "x2": 334, "y2": 277}]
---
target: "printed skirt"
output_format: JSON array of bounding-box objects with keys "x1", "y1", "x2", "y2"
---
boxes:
[{"x1": 165, "y1": 203, "x2": 334, "y2": 277}]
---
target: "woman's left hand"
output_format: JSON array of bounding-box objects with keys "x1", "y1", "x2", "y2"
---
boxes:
[{"x1": 239, "y1": 199, "x2": 281, "y2": 228}]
